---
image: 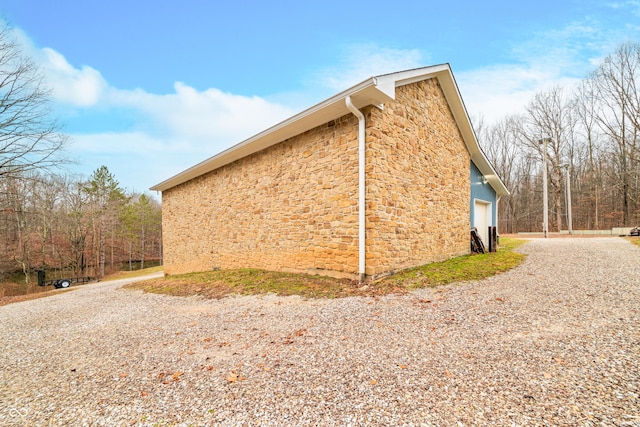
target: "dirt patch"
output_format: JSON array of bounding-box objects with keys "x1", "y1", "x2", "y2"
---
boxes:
[{"x1": 0, "y1": 288, "x2": 76, "y2": 306}]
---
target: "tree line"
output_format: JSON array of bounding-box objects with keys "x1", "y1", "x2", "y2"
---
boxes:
[
  {"x1": 0, "y1": 24, "x2": 161, "y2": 284},
  {"x1": 0, "y1": 166, "x2": 162, "y2": 283},
  {"x1": 477, "y1": 42, "x2": 640, "y2": 234}
]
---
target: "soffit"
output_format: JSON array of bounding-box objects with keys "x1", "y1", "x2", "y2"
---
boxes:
[{"x1": 151, "y1": 64, "x2": 509, "y2": 197}]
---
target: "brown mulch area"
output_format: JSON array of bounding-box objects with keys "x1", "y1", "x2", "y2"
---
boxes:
[{"x1": 0, "y1": 288, "x2": 75, "y2": 307}]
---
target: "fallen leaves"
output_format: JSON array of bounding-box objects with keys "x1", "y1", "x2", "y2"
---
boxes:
[
  {"x1": 281, "y1": 328, "x2": 309, "y2": 345},
  {"x1": 158, "y1": 371, "x2": 184, "y2": 384},
  {"x1": 226, "y1": 370, "x2": 246, "y2": 383},
  {"x1": 257, "y1": 363, "x2": 271, "y2": 372}
]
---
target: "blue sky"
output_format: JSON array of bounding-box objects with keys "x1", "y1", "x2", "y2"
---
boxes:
[{"x1": 1, "y1": 0, "x2": 639, "y2": 194}]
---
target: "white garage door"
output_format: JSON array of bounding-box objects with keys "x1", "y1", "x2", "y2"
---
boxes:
[{"x1": 474, "y1": 200, "x2": 492, "y2": 246}]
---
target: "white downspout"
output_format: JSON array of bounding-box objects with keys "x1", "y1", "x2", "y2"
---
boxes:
[
  {"x1": 496, "y1": 195, "x2": 501, "y2": 235},
  {"x1": 345, "y1": 95, "x2": 366, "y2": 283}
]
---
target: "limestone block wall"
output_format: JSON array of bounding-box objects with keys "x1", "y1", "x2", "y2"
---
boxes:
[
  {"x1": 162, "y1": 77, "x2": 471, "y2": 280},
  {"x1": 162, "y1": 115, "x2": 360, "y2": 277},
  {"x1": 364, "y1": 79, "x2": 471, "y2": 277}
]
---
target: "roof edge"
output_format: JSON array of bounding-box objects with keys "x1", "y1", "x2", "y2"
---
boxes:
[
  {"x1": 151, "y1": 64, "x2": 509, "y2": 197},
  {"x1": 151, "y1": 76, "x2": 389, "y2": 192}
]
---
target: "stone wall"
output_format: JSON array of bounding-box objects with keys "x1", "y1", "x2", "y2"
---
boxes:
[
  {"x1": 364, "y1": 79, "x2": 471, "y2": 278},
  {"x1": 161, "y1": 77, "x2": 471, "y2": 280},
  {"x1": 161, "y1": 114, "x2": 361, "y2": 278}
]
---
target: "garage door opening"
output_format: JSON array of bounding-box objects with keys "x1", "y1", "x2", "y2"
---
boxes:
[{"x1": 473, "y1": 199, "x2": 492, "y2": 246}]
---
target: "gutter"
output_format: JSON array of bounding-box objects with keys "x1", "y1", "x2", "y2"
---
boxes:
[{"x1": 345, "y1": 95, "x2": 366, "y2": 283}]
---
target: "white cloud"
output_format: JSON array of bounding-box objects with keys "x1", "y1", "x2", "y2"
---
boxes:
[
  {"x1": 108, "y1": 83, "x2": 294, "y2": 143},
  {"x1": 607, "y1": 1, "x2": 640, "y2": 14},
  {"x1": 7, "y1": 7, "x2": 640, "y2": 191},
  {"x1": 456, "y1": 13, "x2": 640, "y2": 125},
  {"x1": 6, "y1": 25, "x2": 297, "y2": 191},
  {"x1": 69, "y1": 132, "x2": 207, "y2": 192},
  {"x1": 70, "y1": 131, "x2": 177, "y2": 155},
  {"x1": 64, "y1": 84, "x2": 296, "y2": 190},
  {"x1": 40, "y1": 48, "x2": 108, "y2": 106},
  {"x1": 457, "y1": 64, "x2": 583, "y2": 124},
  {"x1": 313, "y1": 44, "x2": 425, "y2": 92},
  {"x1": 8, "y1": 26, "x2": 108, "y2": 107}
]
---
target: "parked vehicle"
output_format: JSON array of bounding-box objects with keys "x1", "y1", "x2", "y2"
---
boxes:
[{"x1": 37, "y1": 271, "x2": 94, "y2": 288}]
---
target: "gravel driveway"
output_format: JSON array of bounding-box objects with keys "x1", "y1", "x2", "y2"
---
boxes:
[{"x1": 1, "y1": 238, "x2": 639, "y2": 426}]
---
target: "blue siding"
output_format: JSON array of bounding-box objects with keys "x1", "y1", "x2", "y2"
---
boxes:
[{"x1": 470, "y1": 161, "x2": 497, "y2": 226}]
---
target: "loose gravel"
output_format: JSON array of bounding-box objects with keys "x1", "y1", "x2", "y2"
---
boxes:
[{"x1": 0, "y1": 237, "x2": 639, "y2": 426}]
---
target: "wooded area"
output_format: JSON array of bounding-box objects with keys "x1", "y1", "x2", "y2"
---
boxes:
[
  {"x1": 0, "y1": 24, "x2": 162, "y2": 285},
  {"x1": 0, "y1": 166, "x2": 162, "y2": 283},
  {"x1": 477, "y1": 42, "x2": 640, "y2": 234}
]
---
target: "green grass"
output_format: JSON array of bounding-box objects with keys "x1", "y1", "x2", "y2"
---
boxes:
[
  {"x1": 124, "y1": 268, "x2": 359, "y2": 299},
  {"x1": 625, "y1": 236, "x2": 640, "y2": 247},
  {"x1": 374, "y1": 237, "x2": 527, "y2": 290},
  {"x1": 125, "y1": 238, "x2": 528, "y2": 299}
]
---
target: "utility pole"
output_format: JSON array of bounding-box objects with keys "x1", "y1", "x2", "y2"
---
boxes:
[
  {"x1": 563, "y1": 164, "x2": 573, "y2": 234},
  {"x1": 538, "y1": 138, "x2": 551, "y2": 238}
]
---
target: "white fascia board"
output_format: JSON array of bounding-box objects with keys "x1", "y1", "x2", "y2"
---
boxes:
[
  {"x1": 385, "y1": 63, "x2": 452, "y2": 88},
  {"x1": 151, "y1": 78, "x2": 394, "y2": 192},
  {"x1": 151, "y1": 63, "x2": 509, "y2": 196}
]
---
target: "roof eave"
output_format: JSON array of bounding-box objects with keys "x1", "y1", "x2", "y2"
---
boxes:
[
  {"x1": 150, "y1": 77, "x2": 395, "y2": 192},
  {"x1": 151, "y1": 63, "x2": 509, "y2": 197}
]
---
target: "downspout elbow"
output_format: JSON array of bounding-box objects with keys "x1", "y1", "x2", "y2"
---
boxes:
[{"x1": 345, "y1": 95, "x2": 365, "y2": 122}]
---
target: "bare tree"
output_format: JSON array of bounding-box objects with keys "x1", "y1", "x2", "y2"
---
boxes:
[
  {"x1": 477, "y1": 115, "x2": 523, "y2": 233},
  {"x1": 574, "y1": 78, "x2": 605, "y2": 229},
  {"x1": 473, "y1": 42, "x2": 640, "y2": 234},
  {"x1": 4, "y1": 176, "x2": 33, "y2": 282},
  {"x1": 520, "y1": 87, "x2": 577, "y2": 232},
  {"x1": 0, "y1": 24, "x2": 67, "y2": 179},
  {"x1": 589, "y1": 43, "x2": 640, "y2": 225}
]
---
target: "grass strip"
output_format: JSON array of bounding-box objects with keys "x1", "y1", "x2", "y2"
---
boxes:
[
  {"x1": 124, "y1": 238, "x2": 528, "y2": 299},
  {"x1": 625, "y1": 236, "x2": 640, "y2": 247}
]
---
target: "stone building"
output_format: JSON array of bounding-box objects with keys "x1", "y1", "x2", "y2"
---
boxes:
[{"x1": 151, "y1": 64, "x2": 508, "y2": 282}]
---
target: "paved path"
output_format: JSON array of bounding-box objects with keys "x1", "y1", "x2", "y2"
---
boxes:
[{"x1": 0, "y1": 239, "x2": 639, "y2": 426}]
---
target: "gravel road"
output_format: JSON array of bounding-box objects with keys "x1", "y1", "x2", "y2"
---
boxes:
[{"x1": 0, "y1": 238, "x2": 639, "y2": 426}]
